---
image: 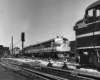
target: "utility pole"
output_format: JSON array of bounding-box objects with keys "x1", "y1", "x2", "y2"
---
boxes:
[
  {"x1": 12, "y1": 36, "x2": 13, "y2": 57},
  {"x1": 22, "y1": 41, "x2": 24, "y2": 55}
]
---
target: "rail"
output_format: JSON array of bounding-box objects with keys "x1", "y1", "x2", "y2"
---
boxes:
[{"x1": 42, "y1": 67, "x2": 100, "y2": 80}]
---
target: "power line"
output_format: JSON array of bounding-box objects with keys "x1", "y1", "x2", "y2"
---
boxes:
[{"x1": 13, "y1": 40, "x2": 21, "y2": 47}]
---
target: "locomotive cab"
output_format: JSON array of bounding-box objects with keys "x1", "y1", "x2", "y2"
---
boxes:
[
  {"x1": 74, "y1": 1, "x2": 100, "y2": 67},
  {"x1": 54, "y1": 36, "x2": 70, "y2": 58}
]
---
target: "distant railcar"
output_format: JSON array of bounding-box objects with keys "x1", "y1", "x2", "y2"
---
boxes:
[{"x1": 24, "y1": 36, "x2": 70, "y2": 58}]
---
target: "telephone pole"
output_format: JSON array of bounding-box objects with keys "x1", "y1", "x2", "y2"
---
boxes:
[
  {"x1": 12, "y1": 36, "x2": 13, "y2": 57},
  {"x1": 22, "y1": 41, "x2": 24, "y2": 54}
]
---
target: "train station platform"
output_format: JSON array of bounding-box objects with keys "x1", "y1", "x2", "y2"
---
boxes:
[{"x1": 0, "y1": 65, "x2": 31, "y2": 80}]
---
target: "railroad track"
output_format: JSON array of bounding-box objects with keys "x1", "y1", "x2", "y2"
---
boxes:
[
  {"x1": 0, "y1": 61, "x2": 72, "y2": 80},
  {"x1": 1, "y1": 58, "x2": 100, "y2": 80},
  {"x1": 40, "y1": 67, "x2": 100, "y2": 80}
]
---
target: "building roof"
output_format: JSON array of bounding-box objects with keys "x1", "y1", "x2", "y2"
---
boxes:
[{"x1": 86, "y1": 1, "x2": 100, "y2": 10}]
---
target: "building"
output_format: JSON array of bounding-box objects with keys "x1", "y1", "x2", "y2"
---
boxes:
[
  {"x1": 10, "y1": 47, "x2": 20, "y2": 57},
  {"x1": 0, "y1": 45, "x2": 9, "y2": 57}
]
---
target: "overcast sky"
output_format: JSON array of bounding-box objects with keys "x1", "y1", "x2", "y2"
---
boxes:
[{"x1": 0, "y1": 0, "x2": 97, "y2": 49}]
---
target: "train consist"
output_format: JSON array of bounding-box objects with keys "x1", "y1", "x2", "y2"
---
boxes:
[
  {"x1": 74, "y1": 0, "x2": 100, "y2": 67},
  {"x1": 24, "y1": 36, "x2": 70, "y2": 58}
]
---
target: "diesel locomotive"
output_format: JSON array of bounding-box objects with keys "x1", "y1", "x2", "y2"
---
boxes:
[
  {"x1": 24, "y1": 36, "x2": 70, "y2": 58},
  {"x1": 74, "y1": 0, "x2": 100, "y2": 67}
]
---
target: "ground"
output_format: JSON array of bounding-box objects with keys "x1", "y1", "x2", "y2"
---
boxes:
[{"x1": 0, "y1": 65, "x2": 32, "y2": 80}]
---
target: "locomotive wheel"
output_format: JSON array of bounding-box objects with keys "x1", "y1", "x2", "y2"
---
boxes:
[{"x1": 93, "y1": 52, "x2": 100, "y2": 67}]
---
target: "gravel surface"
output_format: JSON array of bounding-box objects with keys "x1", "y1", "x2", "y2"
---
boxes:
[{"x1": 0, "y1": 66, "x2": 32, "y2": 80}]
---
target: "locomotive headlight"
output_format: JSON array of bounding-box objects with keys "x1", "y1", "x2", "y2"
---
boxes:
[{"x1": 84, "y1": 52, "x2": 88, "y2": 55}]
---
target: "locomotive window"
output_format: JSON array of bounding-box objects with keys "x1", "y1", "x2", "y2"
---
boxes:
[
  {"x1": 84, "y1": 9, "x2": 93, "y2": 21},
  {"x1": 53, "y1": 43, "x2": 60, "y2": 47},
  {"x1": 96, "y1": 9, "x2": 100, "y2": 17},
  {"x1": 86, "y1": 9, "x2": 93, "y2": 19},
  {"x1": 88, "y1": 9, "x2": 93, "y2": 17}
]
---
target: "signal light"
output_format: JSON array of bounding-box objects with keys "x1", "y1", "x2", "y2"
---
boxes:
[{"x1": 21, "y1": 32, "x2": 25, "y2": 41}]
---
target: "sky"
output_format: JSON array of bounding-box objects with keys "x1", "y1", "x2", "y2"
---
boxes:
[{"x1": 0, "y1": 0, "x2": 97, "y2": 49}]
